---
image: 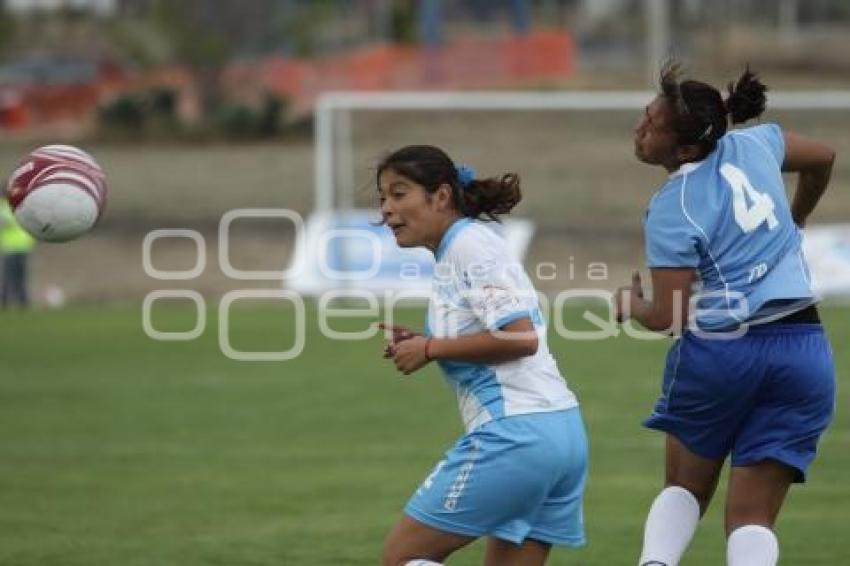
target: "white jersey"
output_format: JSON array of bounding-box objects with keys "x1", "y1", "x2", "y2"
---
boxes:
[{"x1": 427, "y1": 218, "x2": 578, "y2": 432}]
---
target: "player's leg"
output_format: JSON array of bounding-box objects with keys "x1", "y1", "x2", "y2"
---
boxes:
[
  {"x1": 521, "y1": 407, "x2": 588, "y2": 556},
  {"x1": 484, "y1": 536, "x2": 551, "y2": 566},
  {"x1": 392, "y1": 410, "x2": 586, "y2": 565},
  {"x1": 0, "y1": 254, "x2": 11, "y2": 307},
  {"x1": 725, "y1": 322, "x2": 835, "y2": 566},
  {"x1": 385, "y1": 420, "x2": 533, "y2": 566},
  {"x1": 11, "y1": 253, "x2": 27, "y2": 306},
  {"x1": 726, "y1": 459, "x2": 795, "y2": 532},
  {"x1": 17, "y1": 253, "x2": 29, "y2": 306},
  {"x1": 723, "y1": 460, "x2": 794, "y2": 566},
  {"x1": 639, "y1": 338, "x2": 726, "y2": 566},
  {"x1": 6, "y1": 253, "x2": 21, "y2": 306},
  {"x1": 664, "y1": 434, "x2": 725, "y2": 513},
  {"x1": 640, "y1": 330, "x2": 761, "y2": 566},
  {"x1": 382, "y1": 514, "x2": 474, "y2": 566},
  {"x1": 638, "y1": 434, "x2": 724, "y2": 566}
]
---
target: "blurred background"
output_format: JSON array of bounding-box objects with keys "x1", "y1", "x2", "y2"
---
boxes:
[
  {"x1": 1, "y1": 2, "x2": 849, "y2": 565},
  {"x1": 0, "y1": 0, "x2": 849, "y2": 302}
]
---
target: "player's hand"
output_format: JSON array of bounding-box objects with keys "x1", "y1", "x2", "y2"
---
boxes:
[
  {"x1": 378, "y1": 322, "x2": 421, "y2": 361},
  {"x1": 391, "y1": 335, "x2": 431, "y2": 375},
  {"x1": 382, "y1": 340, "x2": 401, "y2": 359},
  {"x1": 615, "y1": 271, "x2": 644, "y2": 323},
  {"x1": 378, "y1": 322, "x2": 421, "y2": 341}
]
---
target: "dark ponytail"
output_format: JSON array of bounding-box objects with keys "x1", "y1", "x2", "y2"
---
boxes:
[
  {"x1": 659, "y1": 61, "x2": 769, "y2": 158},
  {"x1": 461, "y1": 174, "x2": 522, "y2": 221},
  {"x1": 725, "y1": 67, "x2": 767, "y2": 125},
  {"x1": 376, "y1": 145, "x2": 522, "y2": 222}
]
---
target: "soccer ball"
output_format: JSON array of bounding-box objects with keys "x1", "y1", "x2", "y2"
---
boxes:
[{"x1": 5, "y1": 144, "x2": 107, "y2": 242}]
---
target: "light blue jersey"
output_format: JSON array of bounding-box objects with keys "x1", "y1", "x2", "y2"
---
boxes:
[
  {"x1": 644, "y1": 123, "x2": 815, "y2": 330},
  {"x1": 405, "y1": 218, "x2": 587, "y2": 547},
  {"x1": 426, "y1": 218, "x2": 577, "y2": 432}
]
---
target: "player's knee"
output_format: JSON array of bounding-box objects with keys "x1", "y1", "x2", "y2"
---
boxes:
[
  {"x1": 665, "y1": 482, "x2": 712, "y2": 515},
  {"x1": 381, "y1": 546, "x2": 442, "y2": 566},
  {"x1": 380, "y1": 541, "x2": 403, "y2": 566},
  {"x1": 725, "y1": 503, "x2": 776, "y2": 535},
  {"x1": 381, "y1": 541, "x2": 434, "y2": 566}
]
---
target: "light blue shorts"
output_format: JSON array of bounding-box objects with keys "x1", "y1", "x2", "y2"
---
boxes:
[{"x1": 404, "y1": 408, "x2": 588, "y2": 547}]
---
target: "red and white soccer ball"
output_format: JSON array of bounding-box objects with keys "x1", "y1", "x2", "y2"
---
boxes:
[{"x1": 5, "y1": 144, "x2": 107, "y2": 242}]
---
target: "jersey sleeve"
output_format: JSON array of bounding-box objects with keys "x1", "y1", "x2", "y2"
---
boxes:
[
  {"x1": 742, "y1": 122, "x2": 785, "y2": 167},
  {"x1": 645, "y1": 188, "x2": 702, "y2": 268},
  {"x1": 450, "y1": 230, "x2": 534, "y2": 331}
]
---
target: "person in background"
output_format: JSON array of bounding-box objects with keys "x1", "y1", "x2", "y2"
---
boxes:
[{"x1": 1, "y1": 194, "x2": 36, "y2": 309}]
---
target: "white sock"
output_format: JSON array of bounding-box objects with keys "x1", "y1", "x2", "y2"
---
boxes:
[
  {"x1": 638, "y1": 485, "x2": 701, "y2": 566},
  {"x1": 404, "y1": 561, "x2": 443, "y2": 566},
  {"x1": 727, "y1": 525, "x2": 779, "y2": 566}
]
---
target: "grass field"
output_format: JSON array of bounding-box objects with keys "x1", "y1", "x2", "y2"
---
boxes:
[{"x1": 1, "y1": 303, "x2": 847, "y2": 565}]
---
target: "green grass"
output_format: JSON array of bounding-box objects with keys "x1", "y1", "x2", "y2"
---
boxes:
[{"x1": 0, "y1": 304, "x2": 847, "y2": 565}]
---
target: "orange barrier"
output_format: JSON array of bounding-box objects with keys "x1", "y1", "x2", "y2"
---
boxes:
[
  {"x1": 5, "y1": 30, "x2": 575, "y2": 130},
  {"x1": 245, "y1": 30, "x2": 575, "y2": 111},
  {"x1": 0, "y1": 91, "x2": 27, "y2": 129}
]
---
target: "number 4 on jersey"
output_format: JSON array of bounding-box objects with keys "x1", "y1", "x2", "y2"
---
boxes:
[{"x1": 720, "y1": 163, "x2": 780, "y2": 233}]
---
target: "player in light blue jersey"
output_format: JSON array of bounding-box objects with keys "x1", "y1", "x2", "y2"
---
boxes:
[
  {"x1": 376, "y1": 145, "x2": 587, "y2": 566},
  {"x1": 617, "y1": 63, "x2": 836, "y2": 566}
]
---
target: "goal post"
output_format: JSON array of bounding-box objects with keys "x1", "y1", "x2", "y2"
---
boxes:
[
  {"x1": 289, "y1": 89, "x2": 850, "y2": 298},
  {"x1": 314, "y1": 89, "x2": 850, "y2": 215}
]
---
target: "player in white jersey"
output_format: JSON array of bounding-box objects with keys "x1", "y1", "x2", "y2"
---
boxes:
[
  {"x1": 617, "y1": 63, "x2": 836, "y2": 566},
  {"x1": 376, "y1": 145, "x2": 587, "y2": 566}
]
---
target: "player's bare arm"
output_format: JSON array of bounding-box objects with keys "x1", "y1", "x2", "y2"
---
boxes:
[
  {"x1": 383, "y1": 318, "x2": 538, "y2": 375},
  {"x1": 615, "y1": 269, "x2": 694, "y2": 333},
  {"x1": 782, "y1": 132, "x2": 836, "y2": 228}
]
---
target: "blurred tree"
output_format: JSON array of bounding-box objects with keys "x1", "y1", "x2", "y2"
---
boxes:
[
  {"x1": 279, "y1": 0, "x2": 354, "y2": 56},
  {"x1": 103, "y1": 13, "x2": 171, "y2": 69},
  {"x1": 98, "y1": 92, "x2": 147, "y2": 133},
  {"x1": 145, "y1": 0, "x2": 282, "y2": 119},
  {"x1": 0, "y1": 2, "x2": 14, "y2": 56},
  {"x1": 390, "y1": 0, "x2": 417, "y2": 44},
  {"x1": 257, "y1": 92, "x2": 286, "y2": 137},
  {"x1": 149, "y1": 0, "x2": 228, "y2": 118}
]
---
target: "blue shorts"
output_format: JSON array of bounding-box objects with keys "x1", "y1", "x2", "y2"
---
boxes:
[
  {"x1": 645, "y1": 324, "x2": 835, "y2": 482},
  {"x1": 405, "y1": 408, "x2": 588, "y2": 547}
]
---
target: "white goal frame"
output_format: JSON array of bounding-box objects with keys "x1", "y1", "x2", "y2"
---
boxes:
[{"x1": 314, "y1": 89, "x2": 850, "y2": 214}]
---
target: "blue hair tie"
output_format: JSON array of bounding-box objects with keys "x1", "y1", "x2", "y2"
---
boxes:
[{"x1": 455, "y1": 164, "x2": 476, "y2": 189}]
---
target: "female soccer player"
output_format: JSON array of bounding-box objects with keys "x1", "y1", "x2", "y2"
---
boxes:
[
  {"x1": 617, "y1": 63, "x2": 836, "y2": 566},
  {"x1": 377, "y1": 145, "x2": 588, "y2": 566}
]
